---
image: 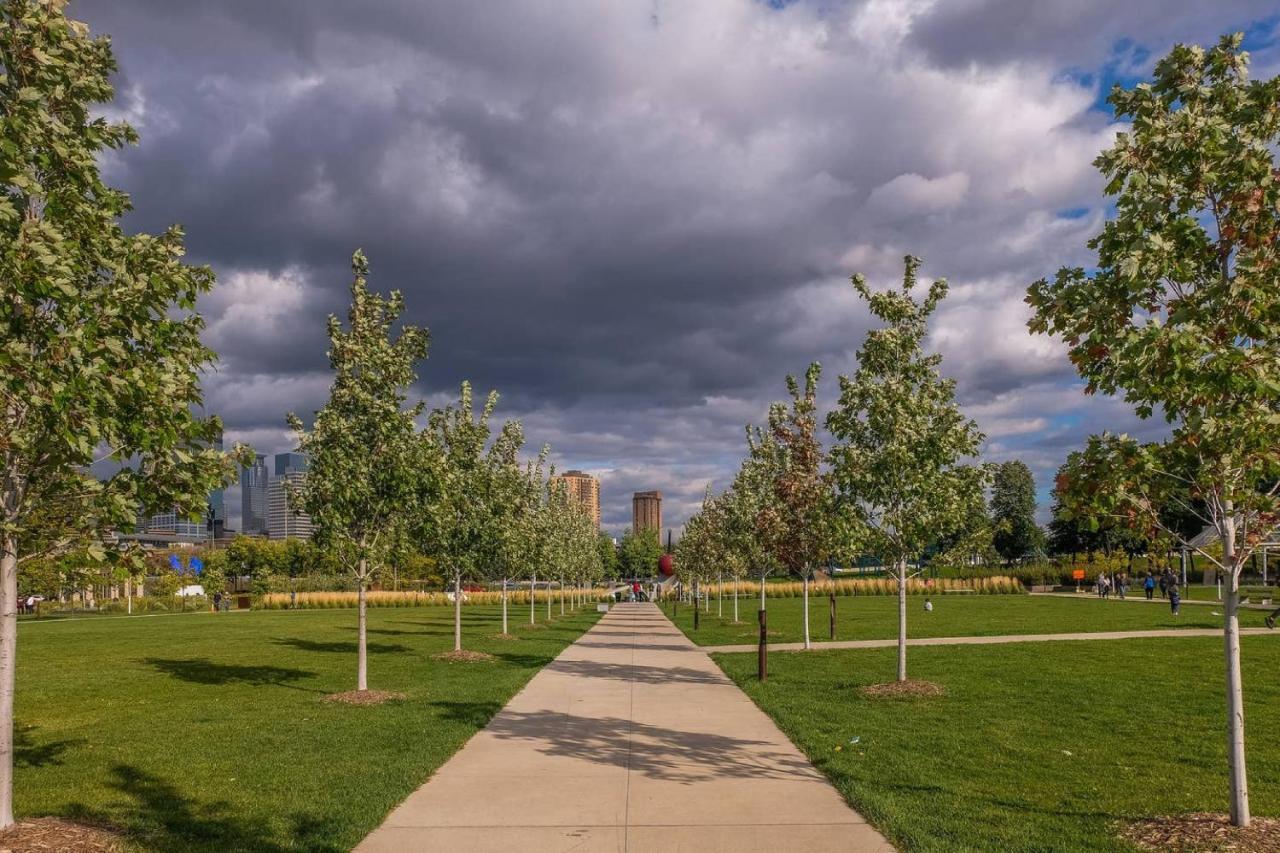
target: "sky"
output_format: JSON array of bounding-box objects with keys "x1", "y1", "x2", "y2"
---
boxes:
[{"x1": 79, "y1": 1, "x2": 1280, "y2": 535}]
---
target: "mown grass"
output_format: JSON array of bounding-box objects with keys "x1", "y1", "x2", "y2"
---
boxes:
[
  {"x1": 715, "y1": 637, "x2": 1280, "y2": 851},
  {"x1": 15, "y1": 604, "x2": 599, "y2": 851},
  {"x1": 661, "y1": 592, "x2": 1271, "y2": 647}
]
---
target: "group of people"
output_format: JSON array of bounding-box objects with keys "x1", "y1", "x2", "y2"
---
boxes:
[
  {"x1": 1094, "y1": 571, "x2": 1130, "y2": 599},
  {"x1": 1096, "y1": 568, "x2": 1182, "y2": 614}
]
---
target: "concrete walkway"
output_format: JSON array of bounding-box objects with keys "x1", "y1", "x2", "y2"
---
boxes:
[
  {"x1": 703, "y1": 627, "x2": 1277, "y2": 654},
  {"x1": 357, "y1": 602, "x2": 892, "y2": 853}
]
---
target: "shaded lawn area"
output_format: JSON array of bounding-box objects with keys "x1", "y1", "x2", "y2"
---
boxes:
[
  {"x1": 15, "y1": 604, "x2": 599, "y2": 851},
  {"x1": 661, "y1": 593, "x2": 1270, "y2": 647},
  {"x1": 716, "y1": 637, "x2": 1280, "y2": 852}
]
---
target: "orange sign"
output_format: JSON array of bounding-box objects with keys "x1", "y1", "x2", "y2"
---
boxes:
[{"x1": 1072, "y1": 569, "x2": 1086, "y2": 581}]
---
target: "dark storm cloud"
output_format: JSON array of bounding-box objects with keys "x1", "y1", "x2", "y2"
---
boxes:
[{"x1": 76, "y1": 0, "x2": 1277, "y2": 530}]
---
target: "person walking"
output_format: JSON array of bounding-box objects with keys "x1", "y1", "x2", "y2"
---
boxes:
[
  {"x1": 1116, "y1": 571, "x2": 1127, "y2": 599},
  {"x1": 1144, "y1": 572, "x2": 1155, "y2": 600},
  {"x1": 1168, "y1": 575, "x2": 1181, "y2": 616},
  {"x1": 1158, "y1": 570, "x2": 1169, "y2": 599}
]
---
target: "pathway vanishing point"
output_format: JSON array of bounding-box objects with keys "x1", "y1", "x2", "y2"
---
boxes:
[{"x1": 357, "y1": 601, "x2": 893, "y2": 853}]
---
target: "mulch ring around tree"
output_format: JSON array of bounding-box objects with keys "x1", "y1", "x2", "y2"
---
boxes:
[
  {"x1": 489, "y1": 633, "x2": 518, "y2": 641},
  {"x1": 321, "y1": 690, "x2": 407, "y2": 706},
  {"x1": 1121, "y1": 813, "x2": 1280, "y2": 852},
  {"x1": 0, "y1": 817, "x2": 124, "y2": 852},
  {"x1": 432, "y1": 650, "x2": 496, "y2": 663},
  {"x1": 858, "y1": 680, "x2": 946, "y2": 699}
]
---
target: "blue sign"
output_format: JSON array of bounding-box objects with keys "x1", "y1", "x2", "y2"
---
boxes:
[
  {"x1": 169, "y1": 554, "x2": 181, "y2": 571},
  {"x1": 189, "y1": 557, "x2": 203, "y2": 575}
]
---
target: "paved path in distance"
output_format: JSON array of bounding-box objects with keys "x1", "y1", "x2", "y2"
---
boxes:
[
  {"x1": 357, "y1": 601, "x2": 892, "y2": 853},
  {"x1": 702, "y1": 627, "x2": 1276, "y2": 654}
]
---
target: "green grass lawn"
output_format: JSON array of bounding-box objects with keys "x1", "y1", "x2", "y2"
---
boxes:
[
  {"x1": 715, "y1": 637, "x2": 1280, "y2": 851},
  {"x1": 15, "y1": 604, "x2": 599, "y2": 851},
  {"x1": 661, "y1": 592, "x2": 1271, "y2": 647}
]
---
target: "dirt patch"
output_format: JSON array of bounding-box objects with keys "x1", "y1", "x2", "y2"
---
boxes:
[
  {"x1": 858, "y1": 679, "x2": 946, "y2": 699},
  {"x1": 1121, "y1": 813, "x2": 1280, "y2": 852},
  {"x1": 521, "y1": 622, "x2": 549, "y2": 630},
  {"x1": 432, "y1": 650, "x2": 496, "y2": 663},
  {"x1": 0, "y1": 817, "x2": 124, "y2": 852},
  {"x1": 321, "y1": 689, "x2": 406, "y2": 706},
  {"x1": 489, "y1": 632, "x2": 518, "y2": 641}
]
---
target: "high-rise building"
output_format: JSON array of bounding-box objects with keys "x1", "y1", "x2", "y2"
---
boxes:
[
  {"x1": 143, "y1": 509, "x2": 206, "y2": 541},
  {"x1": 207, "y1": 430, "x2": 226, "y2": 536},
  {"x1": 553, "y1": 470, "x2": 601, "y2": 528},
  {"x1": 268, "y1": 452, "x2": 313, "y2": 540},
  {"x1": 240, "y1": 457, "x2": 269, "y2": 535},
  {"x1": 632, "y1": 490, "x2": 662, "y2": 534}
]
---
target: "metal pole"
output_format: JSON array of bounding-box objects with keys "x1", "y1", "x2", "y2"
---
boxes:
[{"x1": 757, "y1": 607, "x2": 768, "y2": 682}]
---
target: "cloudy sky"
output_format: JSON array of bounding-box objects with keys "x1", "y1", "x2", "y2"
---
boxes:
[{"x1": 81, "y1": 1, "x2": 1280, "y2": 533}]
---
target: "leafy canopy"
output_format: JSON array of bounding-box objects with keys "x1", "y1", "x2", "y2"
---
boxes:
[
  {"x1": 826, "y1": 256, "x2": 985, "y2": 568},
  {"x1": 1027, "y1": 34, "x2": 1280, "y2": 567}
]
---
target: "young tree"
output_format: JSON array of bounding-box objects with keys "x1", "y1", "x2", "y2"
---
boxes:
[
  {"x1": 1027, "y1": 34, "x2": 1280, "y2": 826},
  {"x1": 419, "y1": 384, "x2": 514, "y2": 653},
  {"x1": 289, "y1": 250, "x2": 429, "y2": 693},
  {"x1": 751, "y1": 364, "x2": 834, "y2": 649},
  {"x1": 496, "y1": 447, "x2": 548, "y2": 635},
  {"x1": 990, "y1": 460, "x2": 1043, "y2": 563},
  {"x1": 0, "y1": 0, "x2": 242, "y2": 826},
  {"x1": 827, "y1": 256, "x2": 985, "y2": 683}
]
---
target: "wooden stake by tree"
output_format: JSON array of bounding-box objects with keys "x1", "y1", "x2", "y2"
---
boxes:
[
  {"x1": 289, "y1": 250, "x2": 429, "y2": 693},
  {"x1": 1026, "y1": 34, "x2": 1280, "y2": 827},
  {"x1": 827, "y1": 256, "x2": 984, "y2": 683}
]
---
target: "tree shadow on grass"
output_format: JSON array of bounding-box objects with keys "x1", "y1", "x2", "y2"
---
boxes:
[
  {"x1": 64, "y1": 764, "x2": 345, "y2": 853},
  {"x1": 428, "y1": 699, "x2": 505, "y2": 728},
  {"x1": 139, "y1": 657, "x2": 320, "y2": 692},
  {"x1": 14, "y1": 726, "x2": 83, "y2": 768},
  {"x1": 272, "y1": 638, "x2": 410, "y2": 655}
]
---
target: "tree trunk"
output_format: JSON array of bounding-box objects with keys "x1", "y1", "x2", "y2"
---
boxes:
[
  {"x1": 502, "y1": 577, "x2": 509, "y2": 635},
  {"x1": 759, "y1": 572, "x2": 767, "y2": 610},
  {"x1": 802, "y1": 573, "x2": 811, "y2": 650},
  {"x1": 356, "y1": 561, "x2": 368, "y2": 692},
  {"x1": 530, "y1": 572, "x2": 536, "y2": 625},
  {"x1": 126, "y1": 576, "x2": 132, "y2": 616},
  {"x1": 734, "y1": 579, "x2": 739, "y2": 622},
  {"x1": 560, "y1": 576, "x2": 565, "y2": 616},
  {"x1": 547, "y1": 577, "x2": 552, "y2": 619},
  {"x1": 896, "y1": 560, "x2": 907, "y2": 682},
  {"x1": 0, "y1": 537, "x2": 18, "y2": 828},
  {"x1": 453, "y1": 570, "x2": 462, "y2": 652},
  {"x1": 1221, "y1": 515, "x2": 1250, "y2": 826}
]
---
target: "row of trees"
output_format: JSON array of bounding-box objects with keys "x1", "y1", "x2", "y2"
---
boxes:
[
  {"x1": 290, "y1": 251, "x2": 608, "y2": 685},
  {"x1": 678, "y1": 256, "x2": 985, "y2": 674}
]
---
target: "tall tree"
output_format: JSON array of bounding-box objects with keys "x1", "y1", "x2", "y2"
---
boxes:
[
  {"x1": 289, "y1": 250, "x2": 429, "y2": 693},
  {"x1": 1026, "y1": 35, "x2": 1280, "y2": 826},
  {"x1": 0, "y1": 0, "x2": 241, "y2": 827},
  {"x1": 827, "y1": 256, "x2": 985, "y2": 683},
  {"x1": 750, "y1": 364, "x2": 834, "y2": 649},
  {"x1": 619, "y1": 526, "x2": 662, "y2": 578},
  {"x1": 596, "y1": 531, "x2": 620, "y2": 580},
  {"x1": 990, "y1": 460, "x2": 1042, "y2": 563}
]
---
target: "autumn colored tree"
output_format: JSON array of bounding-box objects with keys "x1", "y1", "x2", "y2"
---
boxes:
[
  {"x1": 750, "y1": 364, "x2": 834, "y2": 649},
  {"x1": 1027, "y1": 35, "x2": 1280, "y2": 826},
  {"x1": 827, "y1": 256, "x2": 985, "y2": 683}
]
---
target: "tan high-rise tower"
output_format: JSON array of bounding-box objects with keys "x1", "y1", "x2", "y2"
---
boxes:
[
  {"x1": 554, "y1": 470, "x2": 601, "y2": 528},
  {"x1": 632, "y1": 490, "x2": 662, "y2": 533}
]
